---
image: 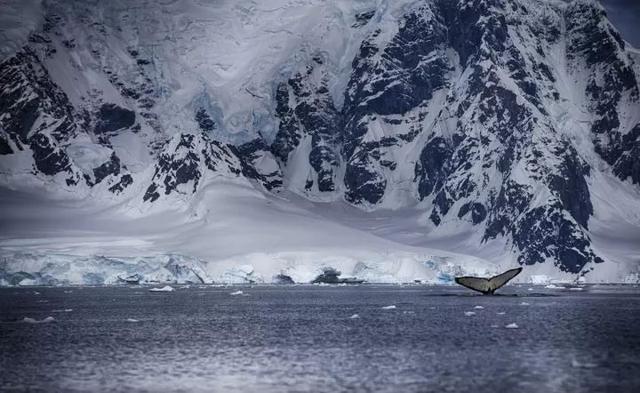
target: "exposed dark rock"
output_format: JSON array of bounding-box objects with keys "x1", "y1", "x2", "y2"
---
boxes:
[
  {"x1": 0, "y1": 136, "x2": 12, "y2": 155},
  {"x1": 547, "y1": 144, "x2": 592, "y2": 228},
  {"x1": 344, "y1": 150, "x2": 386, "y2": 204},
  {"x1": 109, "y1": 174, "x2": 133, "y2": 194},
  {"x1": 415, "y1": 137, "x2": 452, "y2": 199},
  {"x1": 271, "y1": 82, "x2": 302, "y2": 162},
  {"x1": 143, "y1": 182, "x2": 160, "y2": 202},
  {"x1": 143, "y1": 133, "x2": 242, "y2": 202},
  {"x1": 233, "y1": 139, "x2": 282, "y2": 191},
  {"x1": 513, "y1": 203, "x2": 603, "y2": 273},
  {"x1": 95, "y1": 104, "x2": 136, "y2": 134},
  {"x1": 195, "y1": 108, "x2": 215, "y2": 132},
  {"x1": 458, "y1": 202, "x2": 487, "y2": 225},
  {"x1": 612, "y1": 125, "x2": 640, "y2": 185},
  {"x1": 352, "y1": 10, "x2": 375, "y2": 28},
  {"x1": 272, "y1": 62, "x2": 340, "y2": 192},
  {"x1": 309, "y1": 145, "x2": 338, "y2": 192},
  {"x1": 93, "y1": 153, "x2": 121, "y2": 184},
  {"x1": 30, "y1": 134, "x2": 72, "y2": 176}
]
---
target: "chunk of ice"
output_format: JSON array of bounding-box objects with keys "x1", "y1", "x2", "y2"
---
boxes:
[
  {"x1": 149, "y1": 286, "x2": 174, "y2": 292},
  {"x1": 571, "y1": 359, "x2": 597, "y2": 368},
  {"x1": 22, "y1": 316, "x2": 55, "y2": 324}
]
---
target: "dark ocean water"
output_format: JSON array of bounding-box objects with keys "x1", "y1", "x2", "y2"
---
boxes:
[{"x1": 1, "y1": 285, "x2": 640, "y2": 392}]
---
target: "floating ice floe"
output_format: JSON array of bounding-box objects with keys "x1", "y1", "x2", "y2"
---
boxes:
[
  {"x1": 125, "y1": 318, "x2": 140, "y2": 323},
  {"x1": 149, "y1": 285, "x2": 174, "y2": 292},
  {"x1": 381, "y1": 305, "x2": 396, "y2": 310},
  {"x1": 473, "y1": 305, "x2": 484, "y2": 309},
  {"x1": 505, "y1": 323, "x2": 519, "y2": 329},
  {"x1": 350, "y1": 314, "x2": 360, "y2": 319},
  {"x1": 464, "y1": 311, "x2": 476, "y2": 316},
  {"x1": 22, "y1": 316, "x2": 55, "y2": 324},
  {"x1": 571, "y1": 359, "x2": 597, "y2": 368},
  {"x1": 229, "y1": 290, "x2": 244, "y2": 296}
]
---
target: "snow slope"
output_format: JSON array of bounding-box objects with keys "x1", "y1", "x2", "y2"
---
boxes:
[{"x1": 0, "y1": 180, "x2": 498, "y2": 285}]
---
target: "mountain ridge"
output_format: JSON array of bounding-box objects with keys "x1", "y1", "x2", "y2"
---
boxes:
[{"x1": 1, "y1": 0, "x2": 639, "y2": 283}]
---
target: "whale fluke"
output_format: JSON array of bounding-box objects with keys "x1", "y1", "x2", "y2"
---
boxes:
[{"x1": 455, "y1": 267, "x2": 523, "y2": 295}]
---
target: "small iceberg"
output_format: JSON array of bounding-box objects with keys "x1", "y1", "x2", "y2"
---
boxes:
[
  {"x1": 473, "y1": 305, "x2": 484, "y2": 310},
  {"x1": 22, "y1": 316, "x2": 55, "y2": 324},
  {"x1": 118, "y1": 274, "x2": 142, "y2": 285},
  {"x1": 571, "y1": 359, "x2": 597, "y2": 369},
  {"x1": 505, "y1": 323, "x2": 519, "y2": 329},
  {"x1": 381, "y1": 305, "x2": 396, "y2": 310},
  {"x1": 350, "y1": 314, "x2": 360, "y2": 319},
  {"x1": 464, "y1": 311, "x2": 476, "y2": 316},
  {"x1": 149, "y1": 285, "x2": 174, "y2": 292},
  {"x1": 230, "y1": 290, "x2": 244, "y2": 296}
]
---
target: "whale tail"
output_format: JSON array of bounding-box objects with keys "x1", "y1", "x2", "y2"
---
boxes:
[{"x1": 454, "y1": 267, "x2": 523, "y2": 295}]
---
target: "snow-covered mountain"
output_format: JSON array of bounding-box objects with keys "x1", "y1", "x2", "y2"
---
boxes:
[{"x1": 1, "y1": 0, "x2": 639, "y2": 285}]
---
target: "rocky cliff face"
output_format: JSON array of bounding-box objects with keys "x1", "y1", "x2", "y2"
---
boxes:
[{"x1": 0, "y1": 0, "x2": 639, "y2": 278}]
